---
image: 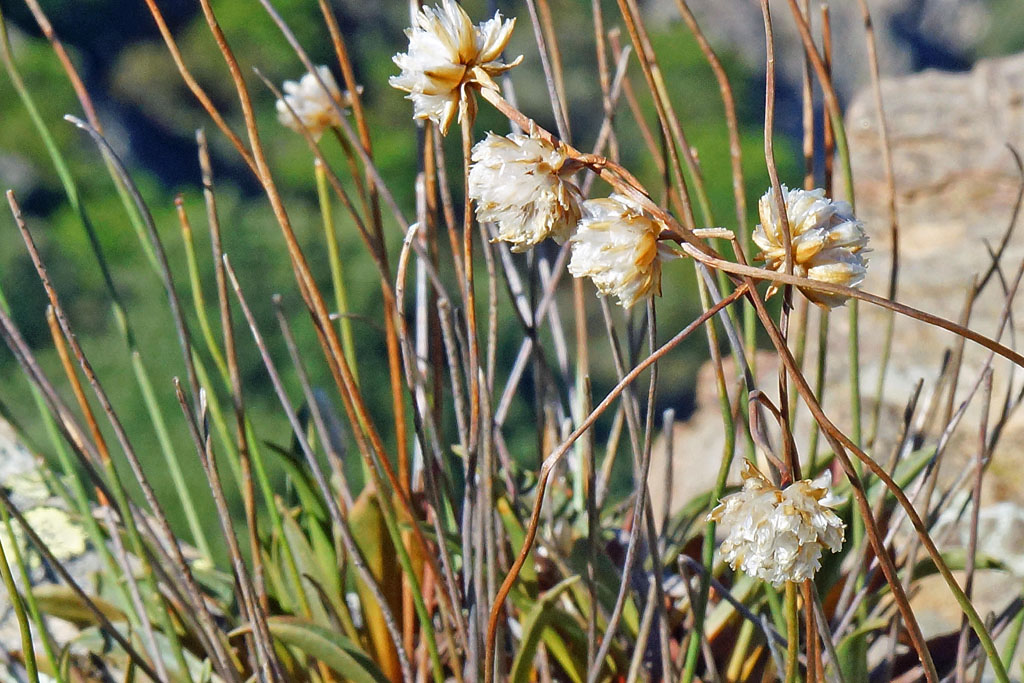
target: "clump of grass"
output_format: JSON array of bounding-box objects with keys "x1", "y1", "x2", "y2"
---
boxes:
[{"x1": 0, "y1": 0, "x2": 1021, "y2": 682}]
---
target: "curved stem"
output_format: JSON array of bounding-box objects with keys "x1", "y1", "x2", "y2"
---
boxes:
[
  {"x1": 677, "y1": 244, "x2": 1024, "y2": 371},
  {"x1": 483, "y1": 284, "x2": 747, "y2": 683}
]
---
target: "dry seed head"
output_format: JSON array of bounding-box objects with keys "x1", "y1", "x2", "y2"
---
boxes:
[
  {"x1": 708, "y1": 461, "x2": 845, "y2": 587},
  {"x1": 276, "y1": 66, "x2": 359, "y2": 140},
  {"x1": 469, "y1": 132, "x2": 582, "y2": 252},
  {"x1": 753, "y1": 185, "x2": 869, "y2": 308},
  {"x1": 389, "y1": 0, "x2": 521, "y2": 135},
  {"x1": 568, "y1": 194, "x2": 674, "y2": 309}
]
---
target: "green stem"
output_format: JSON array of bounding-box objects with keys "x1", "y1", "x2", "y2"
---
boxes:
[
  {"x1": 848, "y1": 301, "x2": 862, "y2": 449},
  {"x1": 180, "y1": 218, "x2": 229, "y2": 383},
  {"x1": 0, "y1": 514, "x2": 39, "y2": 683},
  {"x1": 682, "y1": 276, "x2": 738, "y2": 683},
  {"x1": 848, "y1": 304, "x2": 865, "y2": 583},
  {"x1": 827, "y1": 102, "x2": 862, "y2": 460},
  {"x1": 315, "y1": 159, "x2": 360, "y2": 386},
  {"x1": 1002, "y1": 602, "x2": 1024, "y2": 674},
  {"x1": 132, "y1": 351, "x2": 213, "y2": 560},
  {"x1": 785, "y1": 581, "x2": 800, "y2": 683},
  {"x1": 763, "y1": 581, "x2": 786, "y2": 636}
]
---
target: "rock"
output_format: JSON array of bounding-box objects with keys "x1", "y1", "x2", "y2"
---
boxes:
[
  {"x1": 651, "y1": 53, "x2": 1024, "y2": 626},
  {"x1": 932, "y1": 499, "x2": 1024, "y2": 577},
  {"x1": 651, "y1": 0, "x2": 991, "y2": 101},
  {"x1": 842, "y1": 51, "x2": 1024, "y2": 500},
  {"x1": 655, "y1": 52, "x2": 1024, "y2": 513},
  {"x1": 0, "y1": 419, "x2": 101, "y2": 681}
]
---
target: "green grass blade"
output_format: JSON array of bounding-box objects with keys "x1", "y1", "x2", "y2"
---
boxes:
[
  {"x1": 510, "y1": 575, "x2": 582, "y2": 683},
  {"x1": 267, "y1": 617, "x2": 390, "y2": 683}
]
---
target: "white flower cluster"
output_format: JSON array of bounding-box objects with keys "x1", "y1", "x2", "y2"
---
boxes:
[
  {"x1": 568, "y1": 195, "x2": 673, "y2": 310},
  {"x1": 468, "y1": 132, "x2": 581, "y2": 252},
  {"x1": 469, "y1": 134, "x2": 670, "y2": 308},
  {"x1": 384, "y1": 3, "x2": 870, "y2": 314},
  {"x1": 753, "y1": 185, "x2": 869, "y2": 308},
  {"x1": 275, "y1": 66, "x2": 360, "y2": 140},
  {"x1": 390, "y1": 0, "x2": 521, "y2": 135},
  {"x1": 709, "y1": 461, "x2": 845, "y2": 587}
]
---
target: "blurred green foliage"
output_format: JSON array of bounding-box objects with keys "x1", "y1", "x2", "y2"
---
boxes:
[
  {"x1": 977, "y1": 0, "x2": 1024, "y2": 58},
  {"x1": 0, "y1": 0, "x2": 793, "y2": 560}
]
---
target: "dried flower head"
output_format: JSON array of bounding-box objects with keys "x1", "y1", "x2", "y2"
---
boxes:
[
  {"x1": 468, "y1": 132, "x2": 582, "y2": 252},
  {"x1": 753, "y1": 185, "x2": 869, "y2": 308},
  {"x1": 390, "y1": 0, "x2": 521, "y2": 135},
  {"x1": 276, "y1": 66, "x2": 360, "y2": 140},
  {"x1": 708, "y1": 461, "x2": 845, "y2": 587},
  {"x1": 568, "y1": 195, "x2": 674, "y2": 309}
]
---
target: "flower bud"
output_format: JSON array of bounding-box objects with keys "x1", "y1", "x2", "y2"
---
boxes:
[{"x1": 276, "y1": 66, "x2": 359, "y2": 140}]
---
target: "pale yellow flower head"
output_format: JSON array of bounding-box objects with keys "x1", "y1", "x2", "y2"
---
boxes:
[
  {"x1": 276, "y1": 66, "x2": 359, "y2": 140},
  {"x1": 390, "y1": 0, "x2": 521, "y2": 135},
  {"x1": 708, "y1": 461, "x2": 845, "y2": 587},
  {"x1": 753, "y1": 185, "x2": 869, "y2": 308},
  {"x1": 469, "y1": 132, "x2": 582, "y2": 252},
  {"x1": 568, "y1": 195, "x2": 674, "y2": 309}
]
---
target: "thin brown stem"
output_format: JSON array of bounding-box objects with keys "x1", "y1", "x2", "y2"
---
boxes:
[
  {"x1": 747, "y1": 284, "x2": 939, "y2": 683},
  {"x1": 139, "y1": 0, "x2": 257, "y2": 175},
  {"x1": 0, "y1": 488, "x2": 163, "y2": 681},
  {"x1": 461, "y1": 114, "x2": 483, "y2": 477},
  {"x1": 484, "y1": 284, "x2": 748, "y2": 683},
  {"x1": 676, "y1": 243, "x2": 1024, "y2": 370}
]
